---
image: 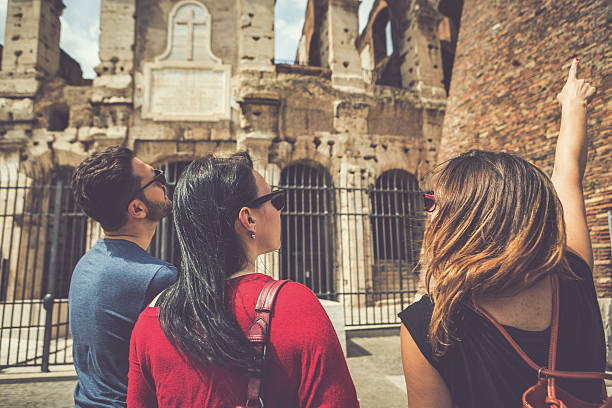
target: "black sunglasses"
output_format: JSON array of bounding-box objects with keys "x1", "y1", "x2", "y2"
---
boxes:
[
  {"x1": 424, "y1": 192, "x2": 436, "y2": 212},
  {"x1": 246, "y1": 190, "x2": 286, "y2": 211},
  {"x1": 127, "y1": 169, "x2": 167, "y2": 205}
]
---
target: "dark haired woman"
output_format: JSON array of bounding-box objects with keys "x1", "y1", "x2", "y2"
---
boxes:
[
  {"x1": 127, "y1": 152, "x2": 358, "y2": 407},
  {"x1": 399, "y1": 59, "x2": 604, "y2": 407}
]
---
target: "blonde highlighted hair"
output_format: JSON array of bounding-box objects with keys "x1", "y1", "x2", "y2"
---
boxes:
[{"x1": 422, "y1": 150, "x2": 576, "y2": 357}]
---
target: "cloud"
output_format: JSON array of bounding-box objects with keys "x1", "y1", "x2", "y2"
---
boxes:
[
  {"x1": 359, "y1": 0, "x2": 376, "y2": 33},
  {"x1": 0, "y1": 0, "x2": 8, "y2": 45},
  {"x1": 60, "y1": 0, "x2": 100, "y2": 79},
  {"x1": 275, "y1": 0, "x2": 308, "y2": 62},
  {"x1": 60, "y1": 15, "x2": 100, "y2": 79}
]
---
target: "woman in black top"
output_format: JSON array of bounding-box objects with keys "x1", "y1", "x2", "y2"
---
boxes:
[{"x1": 399, "y1": 59, "x2": 603, "y2": 408}]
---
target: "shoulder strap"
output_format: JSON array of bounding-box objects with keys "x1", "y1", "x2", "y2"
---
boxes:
[
  {"x1": 243, "y1": 279, "x2": 289, "y2": 408},
  {"x1": 472, "y1": 274, "x2": 612, "y2": 382}
]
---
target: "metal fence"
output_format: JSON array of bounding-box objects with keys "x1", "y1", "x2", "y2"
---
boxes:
[
  {"x1": 276, "y1": 165, "x2": 425, "y2": 326},
  {"x1": 0, "y1": 167, "x2": 96, "y2": 370},
  {"x1": 0, "y1": 160, "x2": 425, "y2": 369}
]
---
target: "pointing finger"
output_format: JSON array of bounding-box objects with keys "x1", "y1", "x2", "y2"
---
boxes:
[{"x1": 568, "y1": 58, "x2": 578, "y2": 80}]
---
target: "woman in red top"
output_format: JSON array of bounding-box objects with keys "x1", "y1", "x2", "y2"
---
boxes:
[{"x1": 127, "y1": 152, "x2": 359, "y2": 407}]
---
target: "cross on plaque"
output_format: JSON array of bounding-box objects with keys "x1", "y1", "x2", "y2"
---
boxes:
[{"x1": 177, "y1": 8, "x2": 206, "y2": 61}]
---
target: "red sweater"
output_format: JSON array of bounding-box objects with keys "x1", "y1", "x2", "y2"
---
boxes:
[{"x1": 127, "y1": 273, "x2": 359, "y2": 407}]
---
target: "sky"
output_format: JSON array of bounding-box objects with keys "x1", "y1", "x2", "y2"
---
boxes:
[{"x1": 0, "y1": 0, "x2": 376, "y2": 80}]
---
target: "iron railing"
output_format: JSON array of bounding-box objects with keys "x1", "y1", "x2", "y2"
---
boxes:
[
  {"x1": 0, "y1": 160, "x2": 425, "y2": 369},
  {"x1": 0, "y1": 167, "x2": 97, "y2": 370}
]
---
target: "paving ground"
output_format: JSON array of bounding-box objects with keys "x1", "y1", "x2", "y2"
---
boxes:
[
  {"x1": 0, "y1": 331, "x2": 406, "y2": 408},
  {"x1": 346, "y1": 331, "x2": 407, "y2": 408}
]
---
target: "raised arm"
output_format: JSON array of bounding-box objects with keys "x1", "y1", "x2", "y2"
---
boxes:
[{"x1": 551, "y1": 58, "x2": 596, "y2": 270}]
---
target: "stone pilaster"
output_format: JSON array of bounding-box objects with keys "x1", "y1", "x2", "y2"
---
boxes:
[
  {"x1": 1, "y1": 0, "x2": 64, "y2": 77},
  {"x1": 237, "y1": 0, "x2": 275, "y2": 73},
  {"x1": 93, "y1": 0, "x2": 136, "y2": 104},
  {"x1": 394, "y1": 0, "x2": 446, "y2": 101},
  {"x1": 327, "y1": 0, "x2": 364, "y2": 92}
]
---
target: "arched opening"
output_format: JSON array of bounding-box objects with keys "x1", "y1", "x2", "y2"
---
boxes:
[
  {"x1": 372, "y1": 7, "x2": 391, "y2": 65},
  {"x1": 308, "y1": 35, "x2": 322, "y2": 67},
  {"x1": 369, "y1": 169, "x2": 424, "y2": 304},
  {"x1": 47, "y1": 103, "x2": 70, "y2": 131},
  {"x1": 148, "y1": 160, "x2": 192, "y2": 266},
  {"x1": 41, "y1": 167, "x2": 88, "y2": 299},
  {"x1": 279, "y1": 163, "x2": 335, "y2": 298},
  {"x1": 438, "y1": 0, "x2": 464, "y2": 94}
]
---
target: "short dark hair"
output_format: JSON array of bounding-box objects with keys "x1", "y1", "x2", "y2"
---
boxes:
[{"x1": 71, "y1": 146, "x2": 139, "y2": 231}]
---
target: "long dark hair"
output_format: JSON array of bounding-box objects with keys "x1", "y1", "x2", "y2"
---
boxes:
[{"x1": 159, "y1": 151, "x2": 259, "y2": 370}]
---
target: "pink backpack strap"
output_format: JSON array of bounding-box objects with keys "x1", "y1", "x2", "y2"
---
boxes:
[{"x1": 239, "y1": 279, "x2": 289, "y2": 408}]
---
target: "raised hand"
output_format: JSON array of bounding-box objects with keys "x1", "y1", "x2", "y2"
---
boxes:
[
  {"x1": 556, "y1": 58, "x2": 596, "y2": 106},
  {"x1": 551, "y1": 57, "x2": 594, "y2": 270}
]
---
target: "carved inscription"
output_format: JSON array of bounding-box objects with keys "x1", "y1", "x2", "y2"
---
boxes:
[
  {"x1": 149, "y1": 67, "x2": 228, "y2": 118},
  {"x1": 142, "y1": 1, "x2": 231, "y2": 121}
]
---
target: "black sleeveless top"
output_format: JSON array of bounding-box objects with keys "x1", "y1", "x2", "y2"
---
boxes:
[{"x1": 398, "y1": 252, "x2": 606, "y2": 408}]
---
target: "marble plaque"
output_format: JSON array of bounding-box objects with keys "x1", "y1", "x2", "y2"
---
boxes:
[
  {"x1": 141, "y1": 1, "x2": 231, "y2": 121},
  {"x1": 143, "y1": 62, "x2": 230, "y2": 121}
]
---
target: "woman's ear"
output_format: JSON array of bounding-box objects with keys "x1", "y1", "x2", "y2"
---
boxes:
[{"x1": 237, "y1": 207, "x2": 256, "y2": 233}]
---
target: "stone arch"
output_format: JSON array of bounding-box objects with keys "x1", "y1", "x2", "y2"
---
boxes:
[
  {"x1": 438, "y1": 0, "x2": 464, "y2": 94},
  {"x1": 295, "y1": 0, "x2": 329, "y2": 67},
  {"x1": 42, "y1": 166, "x2": 87, "y2": 299},
  {"x1": 278, "y1": 161, "x2": 335, "y2": 298},
  {"x1": 368, "y1": 169, "x2": 424, "y2": 304},
  {"x1": 148, "y1": 159, "x2": 193, "y2": 265},
  {"x1": 372, "y1": 5, "x2": 392, "y2": 65}
]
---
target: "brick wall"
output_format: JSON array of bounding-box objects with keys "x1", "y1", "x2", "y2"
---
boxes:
[{"x1": 439, "y1": 0, "x2": 612, "y2": 295}]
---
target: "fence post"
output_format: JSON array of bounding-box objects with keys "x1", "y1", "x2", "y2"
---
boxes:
[{"x1": 41, "y1": 178, "x2": 63, "y2": 372}]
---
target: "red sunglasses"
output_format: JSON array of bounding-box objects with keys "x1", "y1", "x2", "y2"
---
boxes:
[{"x1": 424, "y1": 193, "x2": 436, "y2": 212}]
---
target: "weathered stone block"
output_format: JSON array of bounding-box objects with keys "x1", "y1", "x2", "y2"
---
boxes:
[
  {"x1": 129, "y1": 125, "x2": 177, "y2": 141},
  {"x1": 599, "y1": 298, "x2": 612, "y2": 368},
  {"x1": 92, "y1": 75, "x2": 133, "y2": 103},
  {"x1": 210, "y1": 126, "x2": 232, "y2": 141},
  {"x1": 0, "y1": 77, "x2": 41, "y2": 97}
]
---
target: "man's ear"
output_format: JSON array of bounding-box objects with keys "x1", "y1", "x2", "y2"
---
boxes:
[{"x1": 127, "y1": 199, "x2": 147, "y2": 219}]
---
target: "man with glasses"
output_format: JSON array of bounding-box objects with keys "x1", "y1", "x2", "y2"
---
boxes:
[{"x1": 69, "y1": 146, "x2": 177, "y2": 408}]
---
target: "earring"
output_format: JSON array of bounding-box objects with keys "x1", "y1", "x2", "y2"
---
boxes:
[{"x1": 250, "y1": 232, "x2": 256, "y2": 239}]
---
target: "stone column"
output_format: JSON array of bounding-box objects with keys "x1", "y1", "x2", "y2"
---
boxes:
[
  {"x1": 93, "y1": 0, "x2": 136, "y2": 104},
  {"x1": 0, "y1": 0, "x2": 63, "y2": 125},
  {"x1": 1, "y1": 0, "x2": 64, "y2": 77},
  {"x1": 393, "y1": 0, "x2": 446, "y2": 100},
  {"x1": 327, "y1": 0, "x2": 364, "y2": 91},
  {"x1": 335, "y1": 163, "x2": 373, "y2": 322},
  {"x1": 237, "y1": 0, "x2": 275, "y2": 73},
  {"x1": 237, "y1": 93, "x2": 281, "y2": 277}
]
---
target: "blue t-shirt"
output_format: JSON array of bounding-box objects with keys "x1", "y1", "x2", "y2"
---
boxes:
[{"x1": 69, "y1": 238, "x2": 177, "y2": 408}]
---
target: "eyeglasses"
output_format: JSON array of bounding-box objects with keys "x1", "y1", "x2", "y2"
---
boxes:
[
  {"x1": 424, "y1": 192, "x2": 436, "y2": 212},
  {"x1": 246, "y1": 190, "x2": 286, "y2": 211},
  {"x1": 127, "y1": 169, "x2": 166, "y2": 205}
]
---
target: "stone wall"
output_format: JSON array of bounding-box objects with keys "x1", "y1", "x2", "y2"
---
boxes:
[
  {"x1": 0, "y1": 0, "x2": 449, "y2": 326},
  {"x1": 439, "y1": 0, "x2": 611, "y2": 294}
]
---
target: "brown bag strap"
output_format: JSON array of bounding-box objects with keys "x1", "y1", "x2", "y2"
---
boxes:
[
  {"x1": 241, "y1": 279, "x2": 289, "y2": 408},
  {"x1": 472, "y1": 274, "x2": 612, "y2": 382}
]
